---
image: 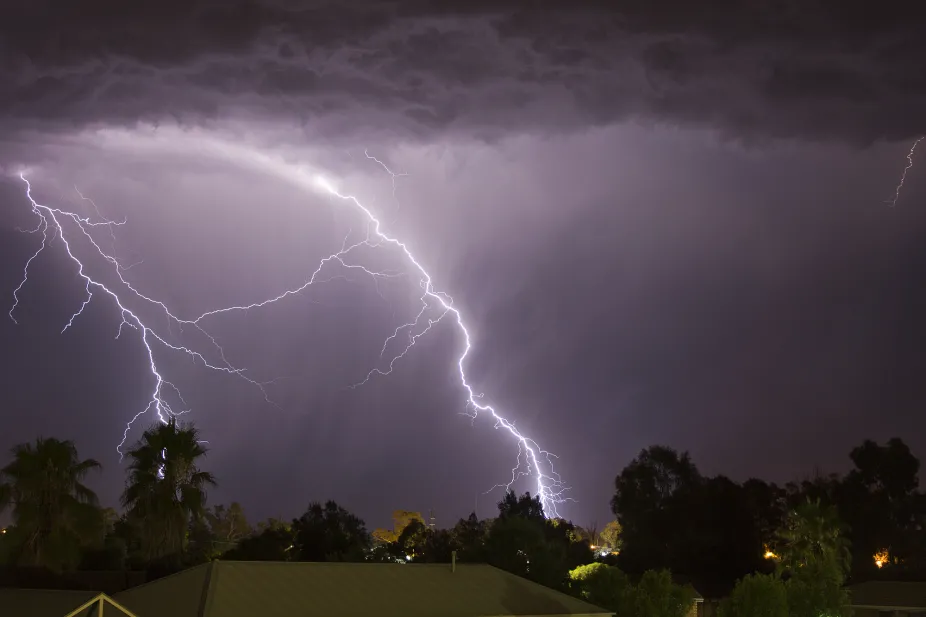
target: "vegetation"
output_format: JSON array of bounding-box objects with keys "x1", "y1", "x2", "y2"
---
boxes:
[
  {"x1": 0, "y1": 438, "x2": 103, "y2": 571},
  {"x1": 719, "y1": 573, "x2": 789, "y2": 617},
  {"x1": 120, "y1": 419, "x2": 216, "y2": 567},
  {"x1": 3, "y1": 429, "x2": 926, "y2": 615},
  {"x1": 570, "y1": 564, "x2": 695, "y2": 617}
]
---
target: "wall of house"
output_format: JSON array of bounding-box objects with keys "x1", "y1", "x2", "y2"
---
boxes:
[
  {"x1": 853, "y1": 609, "x2": 926, "y2": 617},
  {"x1": 699, "y1": 599, "x2": 721, "y2": 617}
]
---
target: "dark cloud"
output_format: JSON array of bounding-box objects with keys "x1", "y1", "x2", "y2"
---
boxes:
[
  {"x1": 2, "y1": 0, "x2": 925, "y2": 143},
  {"x1": 2, "y1": 2, "x2": 926, "y2": 531}
]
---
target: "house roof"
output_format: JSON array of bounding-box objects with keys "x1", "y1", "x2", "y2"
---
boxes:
[
  {"x1": 0, "y1": 588, "x2": 137, "y2": 617},
  {"x1": 850, "y1": 581, "x2": 926, "y2": 610},
  {"x1": 114, "y1": 561, "x2": 613, "y2": 617},
  {"x1": 0, "y1": 588, "x2": 97, "y2": 617}
]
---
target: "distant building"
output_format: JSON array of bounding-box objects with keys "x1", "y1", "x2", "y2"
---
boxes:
[{"x1": 850, "y1": 580, "x2": 926, "y2": 616}]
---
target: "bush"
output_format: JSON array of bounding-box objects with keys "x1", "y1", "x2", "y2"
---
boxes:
[
  {"x1": 631, "y1": 569, "x2": 696, "y2": 617},
  {"x1": 569, "y1": 565, "x2": 694, "y2": 617},
  {"x1": 720, "y1": 573, "x2": 788, "y2": 617},
  {"x1": 569, "y1": 563, "x2": 630, "y2": 612}
]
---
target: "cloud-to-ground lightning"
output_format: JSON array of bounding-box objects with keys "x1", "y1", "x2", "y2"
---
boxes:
[
  {"x1": 9, "y1": 175, "x2": 275, "y2": 456},
  {"x1": 886, "y1": 136, "x2": 924, "y2": 207},
  {"x1": 8, "y1": 146, "x2": 568, "y2": 517}
]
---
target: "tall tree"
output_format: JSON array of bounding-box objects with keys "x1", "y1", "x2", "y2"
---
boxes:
[
  {"x1": 600, "y1": 520, "x2": 622, "y2": 551},
  {"x1": 371, "y1": 510, "x2": 425, "y2": 548},
  {"x1": 498, "y1": 491, "x2": 545, "y2": 522},
  {"x1": 291, "y1": 500, "x2": 370, "y2": 562},
  {"x1": 611, "y1": 446, "x2": 701, "y2": 574},
  {"x1": 775, "y1": 498, "x2": 850, "y2": 575},
  {"x1": 0, "y1": 437, "x2": 103, "y2": 571},
  {"x1": 222, "y1": 520, "x2": 294, "y2": 562},
  {"x1": 207, "y1": 502, "x2": 251, "y2": 555},
  {"x1": 839, "y1": 438, "x2": 923, "y2": 577},
  {"x1": 485, "y1": 492, "x2": 591, "y2": 592},
  {"x1": 775, "y1": 498, "x2": 851, "y2": 617},
  {"x1": 450, "y1": 513, "x2": 488, "y2": 562},
  {"x1": 121, "y1": 420, "x2": 216, "y2": 565}
]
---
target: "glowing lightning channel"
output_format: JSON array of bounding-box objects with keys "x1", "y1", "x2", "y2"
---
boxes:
[
  {"x1": 886, "y1": 136, "x2": 924, "y2": 207},
  {"x1": 310, "y1": 172, "x2": 570, "y2": 517},
  {"x1": 10, "y1": 174, "x2": 277, "y2": 456},
  {"x1": 10, "y1": 151, "x2": 569, "y2": 517},
  {"x1": 363, "y1": 149, "x2": 407, "y2": 212}
]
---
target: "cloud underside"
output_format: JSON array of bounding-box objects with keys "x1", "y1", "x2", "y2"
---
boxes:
[{"x1": 2, "y1": 1, "x2": 925, "y2": 144}]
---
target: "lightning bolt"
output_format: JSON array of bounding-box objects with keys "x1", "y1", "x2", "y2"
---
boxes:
[
  {"x1": 10, "y1": 175, "x2": 276, "y2": 456},
  {"x1": 8, "y1": 148, "x2": 569, "y2": 518},
  {"x1": 886, "y1": 136, "x2": 924, "y2": 207}
]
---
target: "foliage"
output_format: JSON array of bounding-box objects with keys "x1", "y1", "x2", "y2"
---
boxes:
[
  {"x1": 485, "y1": 492, "x2": 593, "y2": 592},
  {"x1": 396, "y1": 519, "x2": 429, "y2": 557},
  {"x1": 569, "y1": 562, "x2": 630, "y2": 612},
  {"x1": 121, "y1": 420, "x2": 217, "y2": 565},
  {"x1": 784, "y1": 565, "x2": 851, "y2": 617},
  {"x1": 611, "y1": 446, "x2": 701, "y2": 573},
  {"x1": 222, "y1": 521, "x2": 294, "y2": 561},
  {"x1": 3, "y1": 427, "x2": 926, "y2": 605},
  {"x1": 486, "y1": 514, "x2": 562, "y2": 587},
  {"x1": 291, "y1": 500, "x2": 370, "y2": 562},
  {"x1": 570, "y1": 564, "x2": 693, "y2": 617},
  {"x1": 391, "y1": 510, "x2": 426, "y2": 535},
  {"x1": 631, "y1": 569, "x2": 696, "y2": 617},
  {"x1": 371, "y1": 528, "x2": 397, "y2": 545},
  {"x1": 719, "y1": 573, "x2": 788, "y2": 617},
  {"x1": 775, "y1": 498, "x2": 851, "y2": 577},
  {"x1": 773, "y1": 498, "x2": 852, "y2": 617},
  {"x1": 600, "y1": 520, "x2": 622, "y2": 550},
  {"x1": 450, "y1": 513, "x2": 489, "y2": 562},
  {"x1": 417, "y1": 528, "x2": 454, "y2": 563},
  {"x1": 0, "y1": 437, "x2": 104, "y2": 571},
  {"x1": 611, "y1": 446, "x2": 771, "y2": 592},
  {"x1": 498, "y1": 491, "x2": 545, "y2": 522}
]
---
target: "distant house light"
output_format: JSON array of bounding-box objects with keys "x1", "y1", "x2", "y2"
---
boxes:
[{"x1": 874, "y1": 549, "x2": 890, "y2": 569}]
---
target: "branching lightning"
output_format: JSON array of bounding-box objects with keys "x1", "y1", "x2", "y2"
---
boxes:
[
  {"x1": 8, "y1": 150, "x2": 569, "y2": 517},
  {"x1": 886, "y1": 136, "x2": 924, "y2": 207}
]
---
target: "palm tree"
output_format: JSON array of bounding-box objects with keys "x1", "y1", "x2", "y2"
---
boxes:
[
  {"x1": 0, "y1": 437, "x2": 103, "y2": 570},
  {"x1": 121, "y1": 419, "x2": 216, "y2": 563},
  {"x1": 776, "y1": 497, "x2": 851, "y2": 579}
]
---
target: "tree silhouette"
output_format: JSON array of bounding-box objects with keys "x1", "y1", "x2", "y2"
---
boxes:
[
  {"x1": 0, "y1": 437, "x2": 103, "y2": 571},
  {"x1": 291, "y1": 500, "x2": 369, "y2": 562},
  {"x1": 121, "y1": 420, "x2": 216, "y2": 565}
]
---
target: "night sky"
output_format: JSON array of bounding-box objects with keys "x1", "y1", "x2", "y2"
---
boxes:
[{"x1": 1, "y1": 1, "x2": 926, "y2": 532}]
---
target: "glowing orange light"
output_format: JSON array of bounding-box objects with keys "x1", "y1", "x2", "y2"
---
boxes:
[
  {"x1": 763, "y1": 546, "x2": 778, "y2": 560},
  {"x1": 874, "y1": 549, "x2": 889, "y2": 569}
]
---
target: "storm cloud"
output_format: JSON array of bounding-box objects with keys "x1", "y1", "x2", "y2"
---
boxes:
[
  {"x1": 2, "y1": 0, "x2": 925, "y2": 144},
  {"x1": 2, "y1": 2, "x2": 926, "y2": 529}
]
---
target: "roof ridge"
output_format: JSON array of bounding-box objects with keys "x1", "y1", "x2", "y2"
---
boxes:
[
  {"x1": 197, "y1": 560, "x2": 217, "y2": 617},
  {"x1": 0, "y1": 588, "x2": 99, "y2": 594},
  {"x1": 113, "y1": 561, "x2": 211, "y2": 595},
  {"x1": 215, "y1": 560, "x2": 479, "y2": 567},
  {"x1": 483, "y1": 565, "x2": 609, "y2": 609}
]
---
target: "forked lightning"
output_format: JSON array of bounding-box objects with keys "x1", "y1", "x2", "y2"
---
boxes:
[{"x1": 9, "y1": 152, "x2": 568, "y2": 517}]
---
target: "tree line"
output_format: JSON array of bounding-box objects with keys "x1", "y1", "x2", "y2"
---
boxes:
[{"x1": 1, "y1": 421, "x2": 922, "y2": 617}]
